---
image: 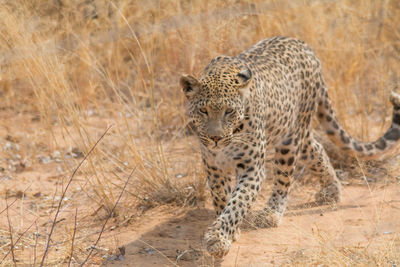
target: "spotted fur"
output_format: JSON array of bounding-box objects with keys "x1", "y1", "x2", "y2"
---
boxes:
[{"x1": 180, "y1": 36, "x2": 400, "y2": 258}]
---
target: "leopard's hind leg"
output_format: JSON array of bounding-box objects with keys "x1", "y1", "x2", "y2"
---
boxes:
[
  {"x1": 299, "y1": 133, "x2": 341, "y2": 204},
  {"x1": 246, "y1": 135, "x2": 300, "y2": 228}
]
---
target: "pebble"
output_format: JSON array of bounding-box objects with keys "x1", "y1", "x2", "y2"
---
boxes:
[
  {"x1": 3, "y1": 142, "x2": 19, "y2": 151},
  {"x1": 38, "y1": 156, "x2": 52, "y2": 164}
]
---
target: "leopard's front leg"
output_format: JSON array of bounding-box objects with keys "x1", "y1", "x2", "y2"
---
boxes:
[
  {"x1": 202, "y1": 153, "x2": 234, "y2": 216},
  {"x1": 205, "y1": 154, "x2": 265, "y2": 258}
]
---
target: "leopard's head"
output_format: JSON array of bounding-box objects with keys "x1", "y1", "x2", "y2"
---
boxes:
[{"x1": 180, "y1": 56, "x2": 252, "y2": 150}]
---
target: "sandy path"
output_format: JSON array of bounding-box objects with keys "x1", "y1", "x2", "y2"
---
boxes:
[{"x1": 101, "y1": 183, "x2": 400, "y2": 266}]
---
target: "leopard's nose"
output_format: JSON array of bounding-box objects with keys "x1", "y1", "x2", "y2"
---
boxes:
[{"x1": 210, "y1": 136, "x2": 222, "y2": 143}]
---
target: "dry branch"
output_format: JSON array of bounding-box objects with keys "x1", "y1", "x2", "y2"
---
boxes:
[
  {"x1": 0, "y1": 218, "x2": 37, "y2": 265},
  {"x1": 68, "y1": 207, "x2": 78, "y2": 267},
  {"x1": 39, "y1": 125, "x2": 113, "y2": 266},
  {"x1": 4, "y1": 197, "x2": 16, "y2": 267}
]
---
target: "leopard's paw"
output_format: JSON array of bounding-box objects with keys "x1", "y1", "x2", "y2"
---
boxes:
[
  {"x1": 204, "y1": 222, "x2": 232, "y2": 258},
  {"x1": 315, "y1": 182, "x2": 341, "y2": 205}
]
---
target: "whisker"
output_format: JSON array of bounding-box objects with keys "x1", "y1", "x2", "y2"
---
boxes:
[{"x1": 230, "y1": 137, "x2": 255, "y2": 146}]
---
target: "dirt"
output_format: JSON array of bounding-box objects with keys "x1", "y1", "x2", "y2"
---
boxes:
[{"x1": 100, "y1": 183, "x2": 400, "y2": 266}]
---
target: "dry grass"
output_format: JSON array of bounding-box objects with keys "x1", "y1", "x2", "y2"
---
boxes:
[{"x1": 0, "y1": 0, "x2": 399, "y2": 265}]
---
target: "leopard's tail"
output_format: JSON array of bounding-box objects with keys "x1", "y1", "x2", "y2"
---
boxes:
[{"x1": 317, "y1": 87, "x2": 400, "y2": 159}]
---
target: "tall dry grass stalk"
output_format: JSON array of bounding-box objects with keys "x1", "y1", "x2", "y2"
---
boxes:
[{"x1": 0, "y1": 0, "x2": 399, "y2": 265}]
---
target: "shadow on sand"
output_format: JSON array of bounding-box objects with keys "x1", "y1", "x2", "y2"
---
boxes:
[{"x1": 101, "y1": 200, "x2": 365, "y2": 266}]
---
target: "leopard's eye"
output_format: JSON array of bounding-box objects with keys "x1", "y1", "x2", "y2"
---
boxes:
[
  {"x1": 199, "y1": 108, "x2": 208, "y2": 115},
  {"x1": 225, "y1": 108, "x2": 234, "y2": 115}
]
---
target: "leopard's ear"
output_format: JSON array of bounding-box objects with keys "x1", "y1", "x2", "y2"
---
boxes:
[
  {"x1": 180, "y1": 74, "x2": 200, "y2": 100},
  {"x1": 237, "y1": 68, "x2": 252, "y2": 98}
]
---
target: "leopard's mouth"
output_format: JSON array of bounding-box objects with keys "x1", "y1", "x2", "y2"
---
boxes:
[
  {"x1": 211, "y1": 137, "x2": 233, "y2": 150},
  {"x1": 198, "y1": 130, "x2": 239, "y2": 150},
  {"x1": 199, "y1": 136, "x2": 230, "y2": 150}
]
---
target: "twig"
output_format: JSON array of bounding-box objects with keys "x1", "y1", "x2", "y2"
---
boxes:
[
  {"x1": 0, "y1": 218, "x2": 37, "y2": 264},
  {"x1": 33, "y1": 221, "x2": 38, "y2": 267},
  {"x1": 44, "y1": 173, "x2": 60, "y2": 236},
  {"x1": 80, "y1": 166, "x2": 136, "y2": 266},
  {"x1": 0, "y1": 184, "x2": 32, "y2": 216},
  {"x1": 68, "y1": 208, "x2": 78, "y2": 267},
  {"x1": 5, "y1": 197, "x2": 17, "y2": 267},
  {"x1": 40, "y1": 125, "x2": 113, "y2": 267},
  {"x1": 0, "y1": 199, "x2": 17, "y2": 216}
]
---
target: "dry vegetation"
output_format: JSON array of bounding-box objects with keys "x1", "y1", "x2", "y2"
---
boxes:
[{"x1": 0, "y1": 0, "x2": 399, "y2": 266}]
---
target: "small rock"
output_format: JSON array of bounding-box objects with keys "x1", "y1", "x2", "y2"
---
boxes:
[
  {"x1": 1, "y1": 175, "x2": 11, "y2": 181},
  {"x1": 38, "y1": 156, "x2": 52, "y2": 164},
  {"x1": 71, "y1": 147, "x2": 84, "y2": 158},
  {"x1": 143, "y1": 248, "x2": 156, "y2": 255},
  {"x1": 3, "y1": 142, "x2": 19, "y2": 151},
  {"x1": 175, "y1": 173, "x2": 187, "y2": 179},
  {"x1": 102, "y1": 247, "x2": 125, "y2": 262},
  {"x1": 52, "y1": 151, "x2": 61, "y2": 159},
  {"x1": 102, "y1": 254, "x2": 124, "y2": 261}
]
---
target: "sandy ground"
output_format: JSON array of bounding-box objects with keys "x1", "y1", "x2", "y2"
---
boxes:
[{"x1": 100, "y1": 183, "x2": 400, "y2": 266}]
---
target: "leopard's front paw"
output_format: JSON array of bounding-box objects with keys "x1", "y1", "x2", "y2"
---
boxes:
[
  {"x1": 244, "y1": 209, "x2": 282, "y2": 229},
  {"x1": 315, "y1": 182, "x2": 341, "y2": 205},
  {"x1": 204, "y1": 222, "x2": 232, "y2": 258}
]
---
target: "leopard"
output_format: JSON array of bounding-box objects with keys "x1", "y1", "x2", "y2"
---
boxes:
[{"x1": 179, "y1": 36, "x2": 400, "y2": 258}]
